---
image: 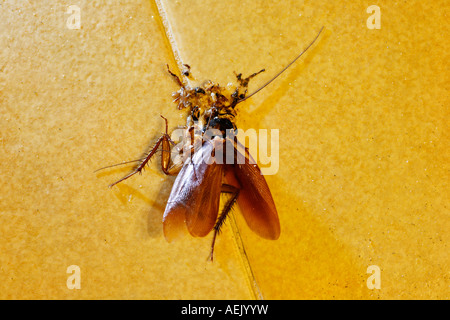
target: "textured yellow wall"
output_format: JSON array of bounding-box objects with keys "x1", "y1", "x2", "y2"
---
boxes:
[{"x1": 0, "y1": 1, "x2": 448, "y2": 299}]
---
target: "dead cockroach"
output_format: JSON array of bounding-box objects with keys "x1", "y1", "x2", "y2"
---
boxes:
[{"x1": 97, "y1": 27, "x2": 323, "y2": 260}]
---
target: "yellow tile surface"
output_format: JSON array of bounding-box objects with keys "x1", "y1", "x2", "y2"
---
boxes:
[{"x1": 0, "y1": 0, "x2": 448, "y2": 299}]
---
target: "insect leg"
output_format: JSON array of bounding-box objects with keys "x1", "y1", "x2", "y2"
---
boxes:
[
  {"x1": 108, "y1": 137, "x2": 165, "y2": 188},
  {"x1": 109, "y1": 116, "x2": 173, "y2": 187},
  {"x1": 243, "y1": 69, "x2": 266, "y2": 82},
  {"x1": 164, "y1": 159, "x2": 183, "y2": 176},
  {"x1": 166, "y1": 64, "x2": 183, "y2": 87},
  {"x1": 230, "y1": 69, "x2": 266, "y2": 105},
  {"x1": 209, "y1": 184, "x2": 240, "y2": 261},
  {"x1": 235, "y1": 69, "x2": 265, "y2": 88},
  {"x1": 160, "y1": 115, "x2": 175, "y2": 175}
]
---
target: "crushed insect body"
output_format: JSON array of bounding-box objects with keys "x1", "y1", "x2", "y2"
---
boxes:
[{"x1": 97, "y1": 27, "x2": 324, "y2": 260}]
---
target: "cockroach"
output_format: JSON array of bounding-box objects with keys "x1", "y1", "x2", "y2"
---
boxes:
[{"x1": 98, "y1": 27, "x2": 323, "y2": 260}]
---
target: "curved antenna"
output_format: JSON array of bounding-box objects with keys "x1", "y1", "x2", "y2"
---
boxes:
[{"x1": 236, "y1": 26, "x2": 324, "y2": 104}]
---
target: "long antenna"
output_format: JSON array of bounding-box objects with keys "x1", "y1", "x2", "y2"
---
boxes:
[
  {"x1": 93, "y1": 158, "x2": 146, "y2": 173},
  {"x1": 237, "y1": 26, "x2": 324, "y2": 104}
]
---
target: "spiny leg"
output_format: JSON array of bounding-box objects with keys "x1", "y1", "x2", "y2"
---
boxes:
[
  {"x1": 209, "y1": 184, "x2": 240, "y2": 261},
  {"x1": 109, "y1": 115, "x2": 174, "y2": 188}
]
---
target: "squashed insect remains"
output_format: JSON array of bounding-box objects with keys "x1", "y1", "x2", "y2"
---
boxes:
[{"x1": 97, "y1": 27, "x2": 323, "y2": 260}]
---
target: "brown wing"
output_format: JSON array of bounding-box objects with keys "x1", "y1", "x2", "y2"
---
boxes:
[
  {"x1": 162, "y1": 139, "x2": 224, "y2": 241},
  {"x1": 232, "y1": 142, "x2": 280, "y2": 240}
]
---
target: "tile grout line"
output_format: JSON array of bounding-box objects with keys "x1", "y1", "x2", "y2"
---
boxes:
[
  {"x1": 151, "y1": 0, "x2": 183, "y2": 73},
  {"x1": 228, "y1": 212, "x2": 264, "y2": 300}
]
